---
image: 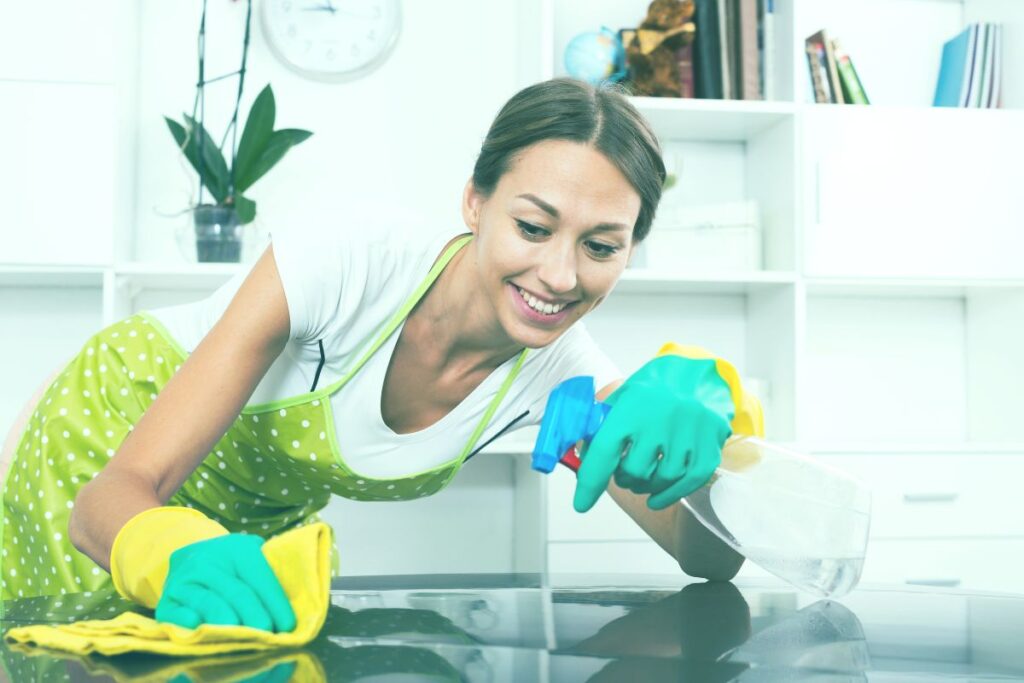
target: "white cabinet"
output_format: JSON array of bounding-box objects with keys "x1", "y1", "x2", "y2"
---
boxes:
[
  {"x1": 817, "y1": 452, "x2": 1024, "y2": 540},
  {"x1": 802, "y1": 107, "x2": 1024, "y2": 279}
]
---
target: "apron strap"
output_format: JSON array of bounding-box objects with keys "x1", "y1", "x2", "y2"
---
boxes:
[
  {"x1": 318, "y1": 233, "x2": 474, "y2": 395},
  {"x1": 319, "y1": 232, "x2": 531, "y2": 463}
]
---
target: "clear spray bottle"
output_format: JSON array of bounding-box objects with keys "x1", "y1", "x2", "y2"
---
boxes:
[{"x1": 531, "y1": 376, "x2": 872, "y2": 598}]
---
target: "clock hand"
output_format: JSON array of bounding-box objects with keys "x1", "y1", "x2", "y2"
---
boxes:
[{"x1": 331, "y1": 0, "x2": 379, "y2": 20}]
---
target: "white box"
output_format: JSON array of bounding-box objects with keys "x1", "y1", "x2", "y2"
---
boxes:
[{"x1": 642, "y1": 200, "x2": 762, "y2": 273}]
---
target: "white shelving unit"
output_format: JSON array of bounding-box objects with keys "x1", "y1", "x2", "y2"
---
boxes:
[
  {"x1": 3, "y1": 0, "x2": 1024, "y2": 593},
  {"x1": 506, "y1": 0, "x2": 1024, "y2": 594}
]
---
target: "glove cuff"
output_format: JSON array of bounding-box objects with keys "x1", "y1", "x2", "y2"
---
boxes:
[
  {"x1": 655, "y1": 342, "x2": 766, "y2": 438},
  {"x1": 110, "y1": 506, "x2": 229, "y2": 608}
]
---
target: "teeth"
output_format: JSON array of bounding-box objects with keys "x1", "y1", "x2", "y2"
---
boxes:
[{"x1": 517, "y1": 287, "x2": 567, "y2": 315}]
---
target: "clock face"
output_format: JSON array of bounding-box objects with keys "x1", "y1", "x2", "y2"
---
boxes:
[{"x1": 260, "y1": 0, "x2": 401, "y2": 81}]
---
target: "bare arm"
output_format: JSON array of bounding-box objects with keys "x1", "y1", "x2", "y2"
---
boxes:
[
  {"x1": 596, "y1": 380, "x2": 744, "y2": 581},
  {"x1": 68, "y1": 245, "x2": 291, "y2": 571}
]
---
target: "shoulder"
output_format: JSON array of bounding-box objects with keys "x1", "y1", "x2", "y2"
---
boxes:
[{"x1": 516, "y1": 321, "x2": 621, "y2": 425}]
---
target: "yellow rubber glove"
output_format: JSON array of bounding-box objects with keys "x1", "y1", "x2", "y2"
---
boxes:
[
  {"x1": 109, "y1": 506, "x2": 230, "y2": 609},
  {"x1": 656, "y1": 343, "x2": 765, "y2": 438}
]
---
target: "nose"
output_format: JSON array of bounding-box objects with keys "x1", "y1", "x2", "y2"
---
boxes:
[{"x1": 536, "y1": 236, "x2": 578, "y2": 296}]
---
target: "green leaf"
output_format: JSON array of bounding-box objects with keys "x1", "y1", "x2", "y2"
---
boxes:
[
  {"x1": 182, "y1": 113, "x2": 231, "y2": 202},
  {"x1": 234, "y1": 128, "x2": 313, "y2": 193},
  {"x1": 165, "y1": 116, "x2": 207, "y2": 188},
  {"x1": 233, "y1": 85, "x2": 276, "y2": 192},
  {"x1": 233, "y1": 194, "x2": 257, "y2": 225}
]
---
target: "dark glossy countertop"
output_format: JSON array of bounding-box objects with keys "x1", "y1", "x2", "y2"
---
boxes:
[{"x1": 1, "y1": 573, "x2": 1022, "y2": 681}]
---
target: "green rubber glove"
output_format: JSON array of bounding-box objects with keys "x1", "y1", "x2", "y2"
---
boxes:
[
  {"x1": 574, "y1": 355, "x2": 735, "y2": 512},
  {"x1": 155, "y1": 534, "x2": 297, "y2": 633}
]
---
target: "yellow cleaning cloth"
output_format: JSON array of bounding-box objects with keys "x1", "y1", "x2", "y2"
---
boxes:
[
  {"x1": 5, "y1": 644, "x2": 325, "y2": 683},
  {"x1": 3, "y1": 522, "x2": 332, "y2": 657}
]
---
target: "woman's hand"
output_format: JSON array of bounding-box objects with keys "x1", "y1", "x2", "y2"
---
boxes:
[
  {"x1": 156, "y1": 534, "x2": 297, "y2": 633},
  {"x1": 574, "y1": 355, "x2": 734, "y2": 512}
]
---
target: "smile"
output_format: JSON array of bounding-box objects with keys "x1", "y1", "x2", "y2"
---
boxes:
[{"x1": 510, "y1": 284, "x2": 578, "y2": 320}]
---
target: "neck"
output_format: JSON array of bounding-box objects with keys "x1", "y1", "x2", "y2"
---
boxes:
[{"x1": 409, "y1": 236, "x2": 524, "y2": 373}]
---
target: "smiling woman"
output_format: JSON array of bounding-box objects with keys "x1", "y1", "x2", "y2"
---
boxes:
[{"x1": 0, "y1": 77, "x2": 758, "y2": 625}]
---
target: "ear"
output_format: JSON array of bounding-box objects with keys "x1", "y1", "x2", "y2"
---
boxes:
[{"x1": 462, "y1": 178, "x2": 484, "y2": 236}]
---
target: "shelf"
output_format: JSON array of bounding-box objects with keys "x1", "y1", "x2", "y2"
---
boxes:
[
  {"x1": 628, "y1": 96, "x2": 796, "y2": 142},
  {"x1": 798, "y1": 103, "x2": 1024, "y2": 117},
  {"x1": 619, "y1": 269, "x2": 796, "y2": 295},
  {"x1": 806, "y1": 277, "x2": 1024, "y2": 298},
  {"x1": 0, "y1": 264, "x2": 104, "y2": 288},
  {"x1": 803, "y1": 442, "x2": 1024, "y2": 456},
  {"x1": 114, "y1": 262, "x2": 244, "y2": 290}
]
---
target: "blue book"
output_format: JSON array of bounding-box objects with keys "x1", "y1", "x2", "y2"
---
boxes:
[{"x1": 933, "y1": 24, "x2": 978, "y2": 107}]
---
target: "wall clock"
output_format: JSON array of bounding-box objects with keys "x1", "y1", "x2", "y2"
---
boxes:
[{"x1": 261, "y1": 0, "x2": 401, "y2": 81}]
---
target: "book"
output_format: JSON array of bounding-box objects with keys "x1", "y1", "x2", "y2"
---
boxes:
[
  {"x1": 675, "y1": 44, "x2": 696, "y2": 98},
  {"x1": 808, "y1": 29, "x2": 844, "y2": 103},
  {"x1": 989, "y1": 24, "x2": 1002, "y2": 108},
  {"x1": 720, "y1": 0, "x2": 745, "y2": 98},
  {"x1": 966, "y1": 23, "x2": 988, "y2": 107},
  {"x1": 805, "y1": 30, "x2": 841, "y2": 103},
  {"x1": 970, "y1": 22, "x2": 987, "y2": 107},
  {"x1": 737, "y1": 0, "x2": 761, "y2": 99},
  {"x1": 760, "y1": 0, "x2": 776, "y2": 100},
  {"x1": 933, "y1": 24, "x2": 976, "y2": 107},
  {"x1": 692, "y1": 0, "x2": 724, "y2": 99},
  {"x1": 717, "y1": 0, "x2": 732, "y2": 99},
  {"x1": 976, "y1": 23, "x2": 994, "y2": 108},
  {"x1": 832, "y1": 39, "x2": 869, "y2": 104},
  {"x1": 806, "y1": 43, "x2": 828, "y2": 103}
]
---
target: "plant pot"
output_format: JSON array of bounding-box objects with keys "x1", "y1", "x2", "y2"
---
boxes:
[{"x1": 193, "y1": 204, "x2": 242, "y2": 263}]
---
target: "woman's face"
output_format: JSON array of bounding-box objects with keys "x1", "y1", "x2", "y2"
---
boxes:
[{"x1": 463, "y1": 139, "x2": 642, "y2": 349}]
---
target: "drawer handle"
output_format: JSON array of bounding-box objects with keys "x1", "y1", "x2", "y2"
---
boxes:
[
  {"x1": 903, "y1": 493, "x2": 959, "y2": 503},
  {"x1": 905, "y1": 578, "x2": 962, "y2": 587}
]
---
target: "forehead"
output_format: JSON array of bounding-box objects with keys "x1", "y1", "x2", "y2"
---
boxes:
[{"x1": 501, "y1": 140, "x2": 641, "y2": 220}]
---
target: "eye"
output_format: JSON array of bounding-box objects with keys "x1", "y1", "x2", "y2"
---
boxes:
[
  {"x1": 515, "y1": 220, "x2": 548, "y2": 238},
  {"x1": 586, "y1": 241, "x2": 620, "y2": 258}
]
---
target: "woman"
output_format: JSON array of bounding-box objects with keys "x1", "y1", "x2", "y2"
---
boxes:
[{"x1": 0, "y1": 78, "x2": 760, "y2": 631}]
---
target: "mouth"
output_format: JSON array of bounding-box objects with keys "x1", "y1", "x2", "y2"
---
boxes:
[{"x1": 508, "y1": 282, "x2": 578, "y2": 325}]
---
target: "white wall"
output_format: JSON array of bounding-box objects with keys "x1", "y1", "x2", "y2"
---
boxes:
[{"x1": 133, "y1": 0, "x2": 528, "y2": 263}]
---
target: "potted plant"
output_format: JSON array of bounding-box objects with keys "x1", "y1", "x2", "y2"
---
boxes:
[
  {"x1": 165, "y1": 0, "x2": 311, "y2": 263},
  {"x1": 165, "y1": 84, "x2": 312, "y2": 262}
]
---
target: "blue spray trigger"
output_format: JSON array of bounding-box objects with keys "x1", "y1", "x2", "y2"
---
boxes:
[{"x1": 531, "y1": 376, "x2": 612, "y2": 473}]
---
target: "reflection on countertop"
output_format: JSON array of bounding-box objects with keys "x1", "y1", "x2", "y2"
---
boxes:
[{"x1": 1, "y1": 573, "x2": 1023, "y2": 681}]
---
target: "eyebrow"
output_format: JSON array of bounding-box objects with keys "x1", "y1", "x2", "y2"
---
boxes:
[{"x1": 516, "y1": 193, "x2": 630, "y2": 233}]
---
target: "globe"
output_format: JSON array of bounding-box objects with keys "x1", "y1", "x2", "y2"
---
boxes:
[{"x1": 564, "y1": 27, "x2": 626, "y2": 86}]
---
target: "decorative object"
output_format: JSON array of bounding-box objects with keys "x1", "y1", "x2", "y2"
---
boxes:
[
  {"x1": 261, "y1": 0, "x2": 402, "y2": 82},
  {"x1": 564, "y1": 27, "x2": 627, "y2": 85},
  {"x1": 644, "y1": 199, "x2": 763, "y2": 272},
  {"x1": 622, "y1": 0, "x2": 697, "y2": 97},
  {"x1": 166, "y1": 0, "x2": 313, "y2": 263}
]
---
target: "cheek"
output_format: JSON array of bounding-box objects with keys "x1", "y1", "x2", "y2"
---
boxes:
[{"x1": 579, "y1": 261, "x2": 625, "y2": 296}]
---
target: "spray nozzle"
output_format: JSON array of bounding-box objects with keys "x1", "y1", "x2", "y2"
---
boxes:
[{"x1": 531, "y1": 376, "x2": 612, "y2": 473}]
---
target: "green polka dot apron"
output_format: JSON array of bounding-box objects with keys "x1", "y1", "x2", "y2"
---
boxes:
[{"x1": 0, "y1": 233, "x2": 529, "y2": 600}]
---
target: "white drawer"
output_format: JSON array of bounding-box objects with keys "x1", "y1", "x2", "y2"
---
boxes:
[
  {"x1": 815, "y1": 453, "x2": 1024, "y2": 539},
  {"x1": 860, "y1": 538, "x2": 1024, "y2": 594},
  {"x1": 547, "y1": 540, "x2": 684, "y2": 574},
  {"x1": 546, "y1": 469, "x2": 648, "y2": 542}
]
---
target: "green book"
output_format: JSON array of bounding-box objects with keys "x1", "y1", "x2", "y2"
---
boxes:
[{"x1": 832, "y1": 38, "x2": 869, "y2": 104}]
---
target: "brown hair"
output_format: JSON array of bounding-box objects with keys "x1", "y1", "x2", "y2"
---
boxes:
[{"x1": 471, "y1": 77, "x2": 666, "y2": 243}]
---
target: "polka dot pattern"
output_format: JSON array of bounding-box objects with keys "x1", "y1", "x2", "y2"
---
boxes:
[{"x1": 0, "y1": 312, "x2": 482, "y2": 601}]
